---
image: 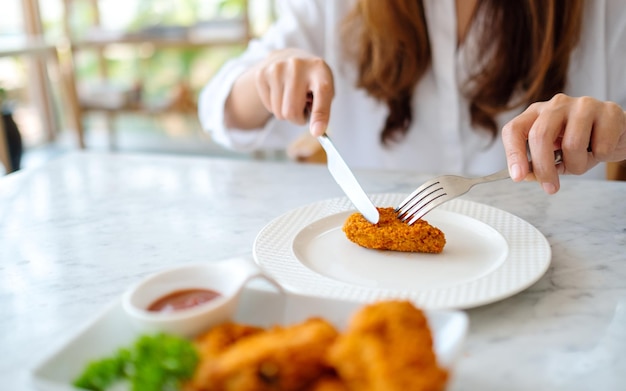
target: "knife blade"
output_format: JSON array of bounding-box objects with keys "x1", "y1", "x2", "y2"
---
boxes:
[{"x1": 317, "y1": 133, "x2": 380, "y2": 224}]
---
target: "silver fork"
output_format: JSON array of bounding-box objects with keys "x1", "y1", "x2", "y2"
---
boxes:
[{"x1": 396, "y1": 151, "x2": 563, "y2": 225}]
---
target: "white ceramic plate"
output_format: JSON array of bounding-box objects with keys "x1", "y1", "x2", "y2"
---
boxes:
[
  {"x1": 30, "y1": 285, "x2": 468, "y2": 390},
  {"x1": 254, "y1": 193, "x2": 551, "y2": 309}
]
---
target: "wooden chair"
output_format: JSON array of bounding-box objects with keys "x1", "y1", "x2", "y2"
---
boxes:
[
  {"x1": 607, "y1": 161, "x2": 626, "y2": 181},
  {"x1": 0, "y1": 112, "x2": 10, "y2": 173},
  {"x1": 286, "y1": 132, "x2": 327, "y2": 164},
  {"x1": 59, "y1": 0, "x2": 253, "y2": 150},
  {"x1": 0, "y1": 0, "x2": 80, "y2": 173},
  {"x1": 59, "y1": 0, "x2": 141, "y2": 149}
]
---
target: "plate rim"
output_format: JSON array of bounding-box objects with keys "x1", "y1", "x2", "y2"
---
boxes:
[{"x1": 253, "y1": 193, "x2": 551, "y2": 310}]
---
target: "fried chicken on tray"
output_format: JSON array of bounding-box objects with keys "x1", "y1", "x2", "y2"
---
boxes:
[
  {"x1": 327, "y1": 301, "x2": 448, "y2": 391},
  {"x1": 187, "y1": 318, "x2": 339, "y2": 391},
  {"x1": 185, "y1": 301, "x2": 447, "y2": 391}
]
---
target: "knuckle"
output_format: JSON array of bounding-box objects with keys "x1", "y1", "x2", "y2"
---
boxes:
[
  {"x1": 604, "y1": 100, "x2": 624, "y2": 120},
  {"x1": 573, "y1": 96, "x2": 603, "y2": 116},
  {"x1": 592, "y1": 143, "x2": 612, "y2": 160},
  {"x1": 560, "y1": 135, "x2": 586, "y2": 153},
  {"x1": 310, "y1": 57, "x2": 327, "y2": 68},
  {"x1": 527, "y1": 129, "x2": 540, "y2": 144},
  {"x1": 560, "y1": 139, "x2": 576, "y2": 153},
  {"x1": 576, "y1": 95, "x2": 597, "y2": 108},
  {"x1": 254, "y1": 68, "x2": 268, "y2": 88},
  {"x1": 566, "y1": 163, "x2": 587, "y2": 175},
  {"x1": 501, "y1": 122, "x2": 513, "y2": 139},
  {"x1": 527, "y1": 101, "x2": 543, "y2": 111},
  {"x1": 543, "y1": 94, "x2": 572, "y2": 113},
  {"x1": 528, "y1": 126, "x2": 547, "y2": 144},
  {"x1": 284, "y1": 105, "x2": 302, "y2": 121},
  {"x1": 550, "y1": 93, "x2": 570, "y2": 105},
  {"x1": 502, "y1": 120, "x2": 524, "y2": 145},
  {"x1": 286, "y1": 56, "x2": 304, "y2": 69},
  {"x1": 316, "y1": 81, "x2": 334, "y2": 97},
  {"x1": 508, "y1": 150, "x2": 527, "y2": 165},
  {"x1": 265, "y1": 61, "x2": 285, "y2": 78},
  {"x1": 502, "y1": 118, "x2": 521, "y2": 136}
]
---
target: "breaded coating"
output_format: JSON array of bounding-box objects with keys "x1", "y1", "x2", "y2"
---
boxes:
[
  {"x1": 343, "y1": 207, "x2": 445, "y2": 253},
  {"x1": 193, "y1": 321, "x2": 264, "y2": 359},
  {"x1": 192, "y1": 318, "x2": 339, "y2": 391},
  {"x1": 306, "y1": 375, "x2": 350, "y2": 391},
  {"x1": 185, "y1": 322, "x2": 265, "y2": 390},
  {"x1": 327, "y1": 301, "x2": 448, "y2": 391}
]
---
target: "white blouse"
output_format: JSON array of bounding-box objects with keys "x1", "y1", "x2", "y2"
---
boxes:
[{"x1": 199, "y1": 0, "x2": 626, "y2": 178}]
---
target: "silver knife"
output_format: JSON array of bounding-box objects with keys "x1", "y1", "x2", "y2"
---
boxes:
[{"x1": 317, "y1": 133, "x2": 380, "y2": 224}]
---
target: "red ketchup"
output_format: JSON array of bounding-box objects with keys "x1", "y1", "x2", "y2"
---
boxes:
[{"x1": 147, "y1": 289, "x2": 221, "y2": 313}]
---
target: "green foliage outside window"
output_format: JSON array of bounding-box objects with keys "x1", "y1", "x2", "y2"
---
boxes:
[{"x1": 70, "y1": 0, "x2": 250, "y2": 105}]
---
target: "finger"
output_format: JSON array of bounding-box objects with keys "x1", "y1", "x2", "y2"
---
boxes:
[
  {"x1": 308, "y1": 67, "x2": 334, "y2": 137},
  {"x1": 278, "y1": 57, "x2": 314, "y2": 125},
  {"x1": 589, "y1": 102, "x2": 624, "y2": 161},
  {"x1": 261, "y1": 61, "x2": 287, "y2": 120},
  {"x1": 527, "y1": 103, "x2": 567, "y2": 194},
  {"x1": 610, "y1": 110, "x2": 626, "y2": 161},
  {"x1": 268, "y1": 78, "x2": 285, "y2": 120},
  {"x1": 502, "y1": 105, "x2": 538, "y2": 181},
  {"x1": 282, "y1": 81, "x2": 309, "y2": 125},
  {"x1": 559, "y1": 98, "x2": 595, "y2": 175},
  {"x1": 254, "y1": 69, "x2": 273, "y2": 114}
]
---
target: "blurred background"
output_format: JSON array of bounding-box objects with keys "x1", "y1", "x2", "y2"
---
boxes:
[
  {"x1": 2, "y1": 1, "x2": 623, "y2": 178},
  {"x1": 0, "y1": 0, "x2": 283, "y2": 175}
]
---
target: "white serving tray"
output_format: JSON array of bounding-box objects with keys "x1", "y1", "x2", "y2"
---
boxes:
[{"x1": 31, "y1": 284, "x2": 469, "y2": 390}]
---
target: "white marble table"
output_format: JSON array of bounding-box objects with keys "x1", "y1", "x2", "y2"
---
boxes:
[{"x1": 1, "y1": 151, "x2": 624, "y2": 390}]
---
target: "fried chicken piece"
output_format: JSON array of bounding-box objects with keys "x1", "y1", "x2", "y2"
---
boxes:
[
  {"x1": 327, "y1": 301, "x2": 448, "y2": 391},
  {"x1": 185, "y1": 322, "x2": 265, "y2": 390},
  {"x1": 193, "y1": 321, "x2": 264, "y2": 359},
  {"x1": 192, "y1": 318, "x2": 339, "y2": 391},
  {"x1": 343, "y1": 207, "x2": 446, "y2": 253}
]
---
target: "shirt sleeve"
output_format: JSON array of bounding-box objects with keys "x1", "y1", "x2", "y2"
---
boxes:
[{"x1": 198, "y1": 0, "x2": 328, "y2": 152}]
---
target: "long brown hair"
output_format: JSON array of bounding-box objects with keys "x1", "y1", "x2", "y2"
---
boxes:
[{"x1": 341, "y1": 0, "x2": 585, "y2": 145}]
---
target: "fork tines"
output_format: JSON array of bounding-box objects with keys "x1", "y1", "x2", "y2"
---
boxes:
[{"x1": 395, "y1": 181, "x2": 448, "y2": 225}]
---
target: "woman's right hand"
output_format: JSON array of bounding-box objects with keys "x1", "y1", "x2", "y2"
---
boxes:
[
  {"x1": 254, "y1": 48, "x2": 335, "y2": 136},
  {"x1": 226, "y1": 48, "x2": 335, "y2": 135}
]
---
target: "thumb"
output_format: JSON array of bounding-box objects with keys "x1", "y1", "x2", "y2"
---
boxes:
[{"x1": 310, "y1": 115, "x2": 329, "y2": 137}]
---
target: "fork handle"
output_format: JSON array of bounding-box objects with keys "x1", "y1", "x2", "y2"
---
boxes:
[
  {"x1": 472, "y1": 167, "x2": 511, "y2": 184},
  {"x1": 472, "y1": 149, "x2": 565, "y2": 185}
]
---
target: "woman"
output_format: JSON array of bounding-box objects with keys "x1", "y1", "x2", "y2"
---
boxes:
[{"x1": 199, "y1": 0, "x2": 626, "y2": 194}]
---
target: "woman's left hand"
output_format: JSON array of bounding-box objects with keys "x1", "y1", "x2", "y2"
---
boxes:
[{"x1": 502, "y1": 93, "x2": 626, "y2": 194}]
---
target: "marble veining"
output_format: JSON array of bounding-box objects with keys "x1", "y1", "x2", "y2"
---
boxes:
[{"x1": 0, "y1": 151, "x2": 625, "y2": 390}]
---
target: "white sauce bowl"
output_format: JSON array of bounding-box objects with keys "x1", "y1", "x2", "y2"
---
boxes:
[{"x1": 122, "y1": 257, "x2": 281, "y2": 338}]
